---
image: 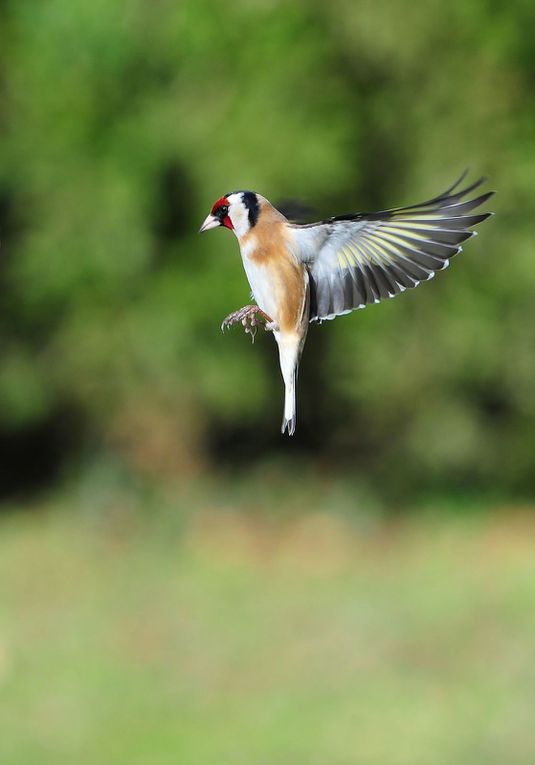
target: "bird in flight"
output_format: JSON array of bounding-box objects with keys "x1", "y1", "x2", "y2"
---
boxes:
[{"x1": 199, "y1": 173, "x2": 494, "y2": 435}]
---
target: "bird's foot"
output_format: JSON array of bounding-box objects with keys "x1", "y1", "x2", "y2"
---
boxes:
[{"x1": 221, "y1": 305, "x2": 274, "y2": 343}]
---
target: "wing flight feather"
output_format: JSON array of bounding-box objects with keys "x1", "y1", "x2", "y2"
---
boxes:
[{"x1": 291, "y1": 175, "x2": 494, "y2": 322}]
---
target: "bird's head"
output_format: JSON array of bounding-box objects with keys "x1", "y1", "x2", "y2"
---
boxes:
[{"x1": 199, "y1": 190, "x2": 260, "y2": 238}]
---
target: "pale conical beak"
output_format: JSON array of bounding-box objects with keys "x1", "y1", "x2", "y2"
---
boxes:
[{"x1": 198, "y1": 214, "x2": 220, "y2": 233}]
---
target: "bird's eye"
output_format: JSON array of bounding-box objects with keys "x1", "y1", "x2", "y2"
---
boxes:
[{"x1": 219, "y1": 205, "x2": 228, "y2": 217}]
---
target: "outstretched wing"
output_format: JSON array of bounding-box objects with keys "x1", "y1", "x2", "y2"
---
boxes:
[{"x1": 291, "y1": 173, "x2": 494, "y2": 322}]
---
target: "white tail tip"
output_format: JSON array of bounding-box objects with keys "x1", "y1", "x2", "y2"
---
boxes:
[{"x1": 281, "y1": 415, "x2": 296, "y2": 436}]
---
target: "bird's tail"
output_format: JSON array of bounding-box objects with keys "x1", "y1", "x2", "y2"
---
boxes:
[
  {"x1": 282, "y1": 367, "x2": 297, "y2": 436},
  {"x1": 278, "y1": 335, "x2": 300, "y2": 436}
]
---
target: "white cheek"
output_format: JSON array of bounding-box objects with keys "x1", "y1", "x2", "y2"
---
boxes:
[{"x1": 230, "y1": 207, "x2": 250, "y2": 238}]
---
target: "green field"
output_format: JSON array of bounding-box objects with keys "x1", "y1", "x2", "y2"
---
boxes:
[{"x1": 1, "y1": 493, "x2": 534, "y2": 765}]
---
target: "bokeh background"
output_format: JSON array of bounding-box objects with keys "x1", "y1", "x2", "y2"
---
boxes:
[{"x1": 1, "y1": 1, "x2": 535, "y2": 763}]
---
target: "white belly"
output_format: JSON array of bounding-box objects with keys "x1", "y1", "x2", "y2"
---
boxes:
[{"x1": 240, "y1": 240, "x2": 279, "y2": 321}]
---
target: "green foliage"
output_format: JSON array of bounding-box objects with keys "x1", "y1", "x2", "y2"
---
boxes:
[{"x1": 0, "y1": 0, "x2": 533, "y2": 496}]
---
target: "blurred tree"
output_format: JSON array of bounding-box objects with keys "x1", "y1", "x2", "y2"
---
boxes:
[{"x1": 0, "y1": 0, "x2": 533, "y2": 500}]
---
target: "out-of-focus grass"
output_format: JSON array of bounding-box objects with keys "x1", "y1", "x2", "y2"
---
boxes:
[{"x1": 1, "y1": 494, "x2": 535, "y2": 765}]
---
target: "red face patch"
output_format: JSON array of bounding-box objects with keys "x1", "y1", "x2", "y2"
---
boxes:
[{"x1": 211, "y1": 196, "x2": 233, "y2": 230}]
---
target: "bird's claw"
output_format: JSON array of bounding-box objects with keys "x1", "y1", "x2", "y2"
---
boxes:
[{"x1": 221, "y1": 305, "x2": 274, "y2": 343}]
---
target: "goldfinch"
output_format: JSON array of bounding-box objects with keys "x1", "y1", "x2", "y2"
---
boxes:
[{"x1": 199, "y1": 173, "x2": 494, "y2": 435}]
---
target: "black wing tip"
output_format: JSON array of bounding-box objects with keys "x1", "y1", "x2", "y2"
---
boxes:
[
  {"x1": 389, "y1": 174, "x2": 495, "y2": 218},
  {"x1": 465, "y1": 190, "x2": 496, "y2": 205},
  {"x1": 468, "y1": 211, "x2": 495, "y2": 226},
  {"x1": 424, "y1": 174, "x2": 487, "y2": 206},
  {"x1": 300, "y1": 173, "x2": 495, "y2": 228}
]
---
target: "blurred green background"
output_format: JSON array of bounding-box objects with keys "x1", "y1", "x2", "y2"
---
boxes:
[{"x1": 0, "y1": 0, "x2": 534, "y2": 762}]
